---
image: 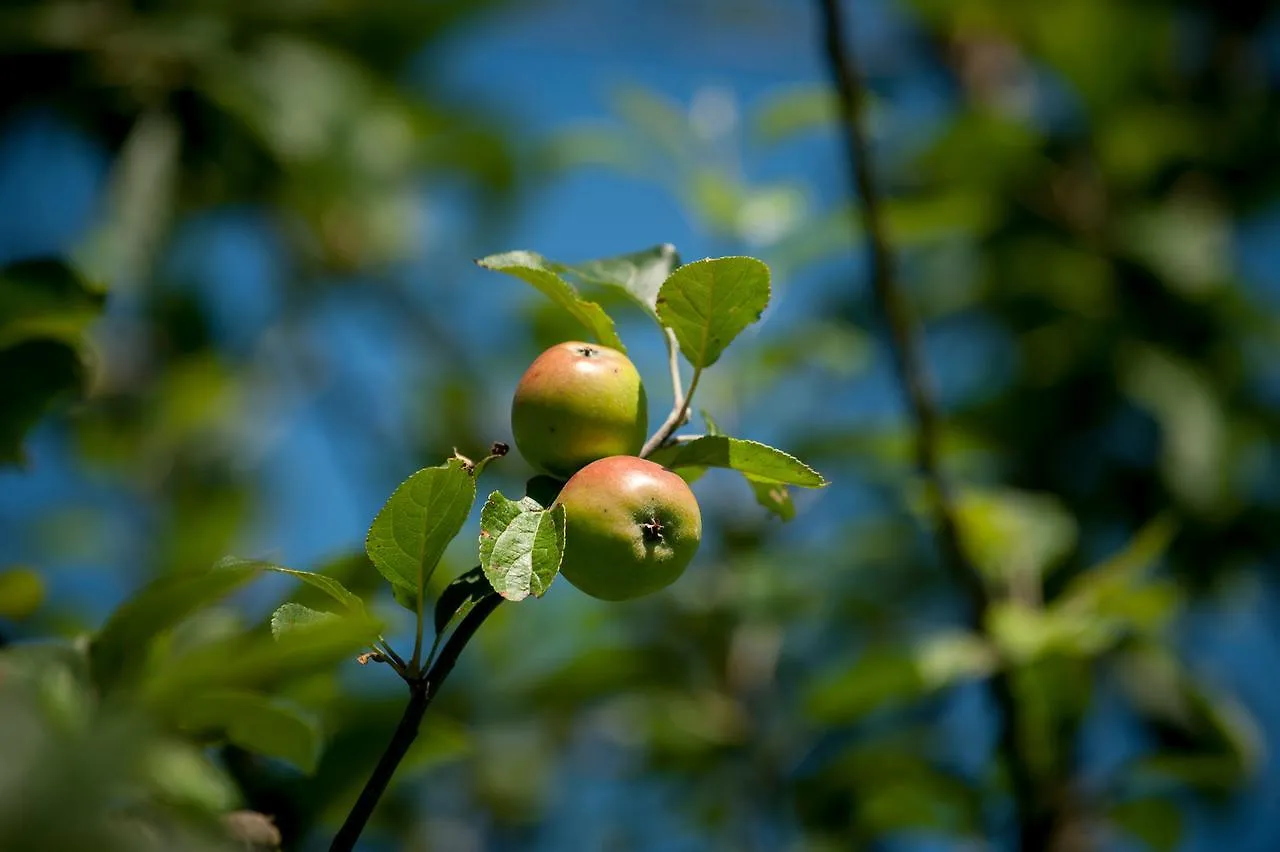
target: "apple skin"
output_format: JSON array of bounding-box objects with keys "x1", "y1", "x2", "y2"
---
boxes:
[
  {"x1": 511, "y1": 341, "x2": 648, "y2": 479},
  {"x1": 554, "y1": 455, "x2": 702, "y2": 601}
]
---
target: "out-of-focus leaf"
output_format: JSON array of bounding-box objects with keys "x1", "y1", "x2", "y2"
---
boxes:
[
  {"x1": 476, "y1": 251, "x2": 624, "y2": 351},
  {"x1": 143, "y1": 615, "x2": 375, "y2": 709},
  {"x1": 218, "y1": 556, "x2": 366, "y2": 614},
  {"x1": 656, "y1": 257, "x2": 770, "y2": 368},
  {"x1": 649, "y1": 436, "x2": 827, "y2": 487},
  {"x1": 365, "y1": 458, "x2": 477, "y2": 600},
  {"x1": 269, "y1": 603, "x2": 339, "y2": 640},
  {"x1": 946, "y1": 487, "x2": 1077, "y2": 587},
  {"x1": 1107, "y1": 797, "x2": 1182, "y2": 852},
  {"x1": 434, "y1": 566, "x2": 493, "y2": 635},
  {"x1": 752, "y1": 85, "x2": 839, "y2": 145},
  {"x1": 805, "y1": 632, "x2": 996, "y2": 723},
  {"x1": 1121, "y1": 347, "x2": 1227, "y2": 513},
  {"x1": 1061, "y1": 515, "x2": 1177, "y2": 605},
  {"x1": 90, "y1": 560, "x2": 258, "y2": 692},
  {"x1": 143, "y1": 739, "x2": 241, "y2": 813},
  {"x1": 175, "y1": 691, "x2": 321, "y2": 773},
  {"x1": 478, "y1": 492, "x2": 565, "y2": 601},
  {"x1": 0, "y1": 567, "x2": 44, "y2": 619}
]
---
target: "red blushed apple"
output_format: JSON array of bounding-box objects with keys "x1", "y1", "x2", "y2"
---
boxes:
[
  {"x1": 511, "y1": 341, "x2": 647, "y2": 479},
  {"x1": 554, "y1": 455, "x2": 702, "y2": 601}
]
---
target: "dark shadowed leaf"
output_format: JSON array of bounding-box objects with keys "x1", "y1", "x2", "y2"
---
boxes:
[
  {"x1": 1108, "y1": 797, "x2": 1181, "y2": 852},
  {"x1": 434, "y1": 566, "x2": 493, "y2": 635}
]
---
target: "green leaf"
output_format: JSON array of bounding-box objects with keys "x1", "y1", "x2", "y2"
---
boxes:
[
  {"x1": 175, "y1": 691, "x2": 321, "y2": 773},
  {"x1": 649, "y1": 436, "x2": 827, "y2": 487},
  {"x1": 0, "y1": 258, "x2": 105, "y2": 349},
  {"x1": 269, "y1": 603, "x2": 339, "y2": 639},
  {"x1": 805, "y1": 632, "x2": 996, "y2": 723},
  {"x1": 476, "y1": 250, "x2": 625, "y2": 351},
  {"x1": 365, "y1": 458, "x2": 478, "y2": 599},
  {"x1": 701, "y1": 410, "x2": 723, "y2": 436},
  {"x1": 655, "y1": 256, "x2": 770, "y2": 368},
  {"x1": 392, "y1": 583, "x2": 418, "y2": 614},
  {"x1": 478, "y1": 492, "x2": 565, "y2": 601},
  {"x1": 217, "y1": 556, "x2": 365, "y2": 614},
  {"x1": 90, "y1": 561, "x2": 258, "y2": 692},
  {"x1": 1062, "y1": 514, "x2": 1177, "y2": 604},
  {"x1": 752, "y1": 85, "x2": 840, "y2": 145},
  {"x1": 949, "y1": 487, "x2": 1078, "y2": 587},
  {"x1": 557, "y1": 243, "x2": 681, "y2": 318},
  {"x1": 434, "y1": 566, "x2": 493, "y2": 635},
  {"x1": 746, "y1": 476, "x2": 795, "y2": 521},
  {"x1": 143, "y1": 740, "x2": 241, "y2": 813},
  {"x1": 1107, "y1": 797, "x2": 1182, "y2": 852},
  {"x1": 0, "y1": 566, "x2": 44, "y2": 619}
]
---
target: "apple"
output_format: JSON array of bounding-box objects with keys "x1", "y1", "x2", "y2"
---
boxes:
[
  {"x1": 511, "y1": 341, "x2": 648, "y2": 479},
  {"x1": 554, "y1": 455, "x2": 702, "y2": 601}
]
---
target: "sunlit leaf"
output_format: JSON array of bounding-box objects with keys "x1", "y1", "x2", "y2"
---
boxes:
[
  {"x1": 656, "y1": 257, "x2": 770, "y2": 368},
  {"x1": 269, "y1": 603, "x2": 339, "y2": 640},
  {"x1": 478, "y1": 492, "x2": 565, "y2": 601},
  {"x1": 649, "y1": 436, "x2": 826, "y2": 487},
  {"x1": 557, "y1": 243, "x2": 681, "y2": 319},
  {"x1": 0, "y1": 567, "x2": 44, "y2": 619},
  {"x1": 476, "y1": 250, "x2": 625, "y2": 351},
  {"x1": 365, "y1": 458, "x2": 478, "y2": 599}
]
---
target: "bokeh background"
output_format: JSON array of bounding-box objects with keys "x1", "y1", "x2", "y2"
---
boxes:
[{"x1": 3, "y1": 0, "x2": 1280, "y2": 850}]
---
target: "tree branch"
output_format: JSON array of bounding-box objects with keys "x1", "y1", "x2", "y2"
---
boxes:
[
  {"x1": 640, "y1": 368, "x2": 701, "y2": 459},
  {"x1": 814, "y1": 1, "x2": 1053, "y2": 847},
  {"x1": 329, "y1": 593, "x2": 503, "y2": 852}
]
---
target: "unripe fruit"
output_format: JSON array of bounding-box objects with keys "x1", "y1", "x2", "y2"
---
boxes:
[
  {"x1": 511, "y1": 341, "x2": 647, "y2": 479},
  {"x1": 554, "y1": 456, "x2": 702, "y2": 601}
]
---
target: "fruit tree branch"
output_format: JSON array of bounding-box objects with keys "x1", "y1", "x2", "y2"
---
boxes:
[
  {"x1": 641, "y1": 367, "x2": 702, "y2": 459},
  {"x1": 329, "y1": 593, "x2": 503, "y2": 852},
  {"x1": 814, "y1": 0, "x2": 1054, "y2": 847}
]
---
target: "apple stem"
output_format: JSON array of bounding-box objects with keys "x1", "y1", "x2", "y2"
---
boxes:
[
  {"x1": 664, "y1": 327, "x2": 684, "y2": 409},
  {"x1": 641, "y1": 367, "x2": 701, "y2": 459}
]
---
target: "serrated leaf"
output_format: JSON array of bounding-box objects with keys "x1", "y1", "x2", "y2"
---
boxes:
[
  {"x1": 1107, "y1": 797, "x2": 1182, "y2": 852},
  {"x1": 217, "y1": 556, "x2": 364, "y2": 614},
  {"x1": 434, "y1": 566, "x2": 493, "y2": 635},
  {"x1": 484, "y1": 504, "x2": 566, "y2": 601},
  {"x1": 480, "y1": 492, "x2": 532, "y2": 567},
  {"x1": 649, "y1": 436, "x2": 826, "y2": 487},
  {"x1": 270, "y1": 603, "x2": 339, "y2": 639},
  {"x1": 655, "y1": 256, "x2": 770, "y2": 368},
  {"x1": 90, "y1": 561, "x2": 258, "y2": 692},
  {"x1": 476, "y1": 250, "x2": 624, "y2": 351},
  {"x1": 746, "y1": 475, "x2": 795, "y2": 520},
  {"x1": 365, "y1": 459, "x2": 478, "y2": 601},
  {"x1": 175, "y1": 691, "x2": 321, "y2": 773},
  {"x1": 557, "y1": 243, "x2": 681, "y2": 318}
]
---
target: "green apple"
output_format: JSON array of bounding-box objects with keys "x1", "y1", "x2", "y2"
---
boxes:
[
  {"x1": 554, "y1": 455, "x2": 702, "y2": 601},
  {"x1": 511, "y1": 341, "x2": 647, "y2": 479}
]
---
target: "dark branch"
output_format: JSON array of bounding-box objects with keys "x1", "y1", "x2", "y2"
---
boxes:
[
  {"x1": 329, "y1": 593, "x2": 503, "y2": 852},
  {"x1": 814, "y1": 0, "x2": 1054, "y2": 847}
]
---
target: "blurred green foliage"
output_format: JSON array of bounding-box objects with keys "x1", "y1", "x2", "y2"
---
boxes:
[{"x1": 3, "y1": 0, "x2": 1280, "y2": 851}]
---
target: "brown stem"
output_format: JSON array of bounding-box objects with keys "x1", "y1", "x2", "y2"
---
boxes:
[
  {"x1": 329, "y1": 593, "x2": 502, "y2": 852},
  {"x1": 813, "y1": 1, "x2": 1053, "y2": 848}
]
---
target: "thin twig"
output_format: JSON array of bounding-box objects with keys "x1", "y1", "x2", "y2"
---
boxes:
[
  {"x1": 641, "y1": 368, "x2": 702, "y2": 459},
  {"x1": 329, "y1": 594, "x2": 503, "y2": 852},
  {"x1": 664, "y1": 327, "x2": 685, "y2": 409},
  {"x1": 814, "y1": 0, "x2": 1052, "y2": 847}
]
